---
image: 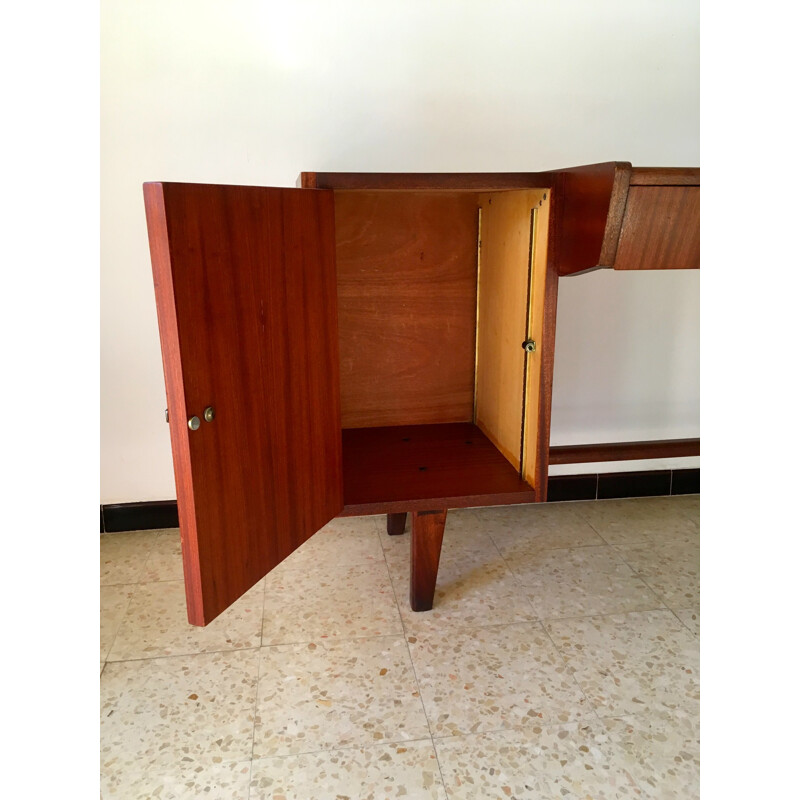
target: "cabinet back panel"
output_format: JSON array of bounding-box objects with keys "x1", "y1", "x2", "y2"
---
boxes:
[{"x1": 335, "y1": 191, "x2": 479, "y2": 428}]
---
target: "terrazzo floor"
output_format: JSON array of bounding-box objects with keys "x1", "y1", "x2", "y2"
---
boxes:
[{"x1": 100, "y1": 495, "x2": 699, "y2": 799}]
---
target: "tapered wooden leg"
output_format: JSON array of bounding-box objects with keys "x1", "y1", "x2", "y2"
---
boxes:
[
  {"x1": 410, "y1": 509, "x2": 447, "y2": 611},
  {"x1": 387, "y1": 512, "x2": 407, "y2": 536}
]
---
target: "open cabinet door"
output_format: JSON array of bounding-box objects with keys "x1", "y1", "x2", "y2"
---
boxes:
[{"x1": 144, "y1": 183, "x2": 343, "y2": 625}]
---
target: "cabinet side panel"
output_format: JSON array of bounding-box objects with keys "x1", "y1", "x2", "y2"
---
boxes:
[
  {"x1": 335, "y1": 191, "x2": 479, "y2": 428},
  {"x1": 474, "y1": 190, "x2": 546, "y2": 474}
]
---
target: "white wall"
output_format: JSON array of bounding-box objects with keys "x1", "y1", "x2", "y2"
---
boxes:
[{"x1": 100, "y1": 0, "x2": 699, "y2": 503}]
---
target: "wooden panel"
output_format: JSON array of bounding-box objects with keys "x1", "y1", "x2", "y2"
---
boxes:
[
  {"x1": 551, "y1": 162, "x2": 632, "y2": 277},
  {"x1": 303, "y1": 172, "x2": 557, "y2": 190},
  {"x1": 550, "y1": 438, "x2": 700, "y2": 464},
  {"x1": 521, "y1": 193, "x2": 552, "y2": 487},
  {"x1": 630, "y1": 167, "x2": 700, "y2": 186},
  {"x1": 474, "y1": 190, "x2": 547, "y2": 473},
  {"x1": 534, "y1": 201, "x2": 561, "y2": 502},
  {"x1": 341, "y1": 423, "x2": 537, "y2": 515},
  {"x1": 335, "y1": 191, "x2": 479, "y2": 428},
  {"x1": 144, "y1": 183, "x2": 343, "y2": 626},
  {"x1": 614, "y1": 186, "x2": 700, "y2": 270}
]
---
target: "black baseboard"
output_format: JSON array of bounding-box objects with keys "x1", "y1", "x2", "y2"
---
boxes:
[
  {"x1": 671, "y1": 468, "x2": 700, "y2": 495},
  {"x1": 102, "y1": 500, "x2": 180, "y2": 533},
  {"x1": 546, "y1": 467, "x2": 699, "y2": 503},
  {"x1": 101, "y1": 468, "x2": 700, "y2": 532}
]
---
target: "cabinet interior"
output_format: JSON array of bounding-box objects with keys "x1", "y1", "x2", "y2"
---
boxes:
[{"x1": 334, "y1": 188, "x2": 550, "y2": 510}]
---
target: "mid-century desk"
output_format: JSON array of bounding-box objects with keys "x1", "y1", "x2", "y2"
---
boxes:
[{"x1": 144, "y1": 162, "x2": 700, "y2": 626}]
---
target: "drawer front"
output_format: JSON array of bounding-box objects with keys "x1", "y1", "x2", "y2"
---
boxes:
[{"x1": 614, "y1": 185, "x2": 700, "y2": 270}]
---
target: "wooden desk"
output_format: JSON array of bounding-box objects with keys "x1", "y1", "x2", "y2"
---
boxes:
[{"x1": 144, "y1": 163, "x2": 699, "y2": 625}]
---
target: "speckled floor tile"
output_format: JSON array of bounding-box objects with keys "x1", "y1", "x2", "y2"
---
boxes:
[
  {"x1": 480, "y1": 503, "x2": 608, "y2": 555},
  {"x1": 249, "y1": 740, "x2": 446, "y2": 799},
  {"x1": 140, "y1": 529, "x2": 184, "y2": 582},
  {"x1": 546, "y1": 610, "x2": 699, "y2": 717},
  {"x1": 615, "y1": 538, "x2": 700, "y2": 607},
  {"x1": 253, "y1": 635, "x2": 429, "y2": 757},
  {"x1": 107, "y1": 578, "x2": 265, "y2": 660},
  {"x1": 261, "y1": 561, "x2": 402, "y2": 645},
  {"x1": 100, "y1": 585, "x2": 135, "y2": 661},
  {"x1": 673, "y1": 607, "x2": 700, "y2": 637},
  {"x1": 101, "y1": 759, "x2": 252, "y2": 799},
  {"x1": 604, "y1": 709, "x2": 700, "y2": 800},
  {"x1": 278, "y1": 515, "x2": 384, "y2": 570},
  {"x1": 574, "y1": 497, "x2": 699, "y2": 546},
  {"x1": 100, "y1": 649, "x2": 260, "y2": 776},
  {"x1": 408, "y1": 622, "x2": 591, "y2": 737},
  {"x1": 99, "y1": 496, "x2": 700, "y2": 797},
  {"x1": 386, "y1": 548, "x2": 537, "y2": 634},
  {"x1": 100, "y1": 531, "x2": 158, "y2": 585},
  {"x1": 510, "y1": 546, "x2": 665, "y2": 620},
  {"x1": 435, "y1": 722, "x2": 644, "y2": 799},
  {"x1": 669, "y1": 494, "x2": 699, "y2": 522}
]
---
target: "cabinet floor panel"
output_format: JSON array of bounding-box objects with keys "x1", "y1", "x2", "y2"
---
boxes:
[{"x1": 341, "y1": 423, "x2": 537, "y2": 515}]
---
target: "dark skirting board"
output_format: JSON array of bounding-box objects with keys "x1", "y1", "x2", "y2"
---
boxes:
[{"x1": 102, "y1": 466, "x2": 700, "y2": 531}]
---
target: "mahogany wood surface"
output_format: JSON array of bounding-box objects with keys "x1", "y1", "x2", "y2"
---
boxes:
[
  {"x1": 144, "y1": 183, "x2": 343, "y2": 626},
  {"x1": 410, "y1": 510, "x2": 447, "y2": 611},
  {"x1": 549, "y1": 438, "x2": 700, "y2": 465},
  {"x1": 335, "y1": 191, "x2": 479, "y2": 428},
  {"x1": 597, "y1": 164, "x2": 633, "y2": 267},
  {"x1": 341, "y1": 423, "x2": 537, "y2": 515},
  {"x1": 614, "y1": 187, "x2": 700, "y2": 270},
  {"x1": 302, "y1": 172, "x2": 557, "y2": 191},
  {"x1": 387, "y1": 512, "x2": 407, "y2": 536},
  {"x1": 551, "y1": 162, "x2": 632, "y2": 277},
  {"x1": 534, "y1": 204, "x2": 561, "y2": 502},
  {"x1": 630, "y1": 167, "x2": 700, "y2": 186}
]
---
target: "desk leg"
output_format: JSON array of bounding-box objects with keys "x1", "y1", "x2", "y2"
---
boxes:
[
  {"x1": 410, "y1": 509, "x2": 447, "y2": 611},
  {"x1": 387, "y1": 513, "x2": 407, "y2": 536}
]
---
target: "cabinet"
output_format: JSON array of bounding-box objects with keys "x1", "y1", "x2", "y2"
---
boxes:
[{"x1": 144, "y1": 162, "x2": 699, "y2": 626}]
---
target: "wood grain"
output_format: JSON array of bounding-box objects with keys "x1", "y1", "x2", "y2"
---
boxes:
[
  {"x1": 521, "y1": 193, "x2": 552, "y2": 488},
  {"x1": 614, "y1": 187, "x2": 700, "y2": 270},
  {"x1": 551, "y1": 162, "x2": 631, "y2": 276},
  {"x1": 597, "y1": 164, "x2": 633, "y2": 266},
  {"x1": 303, "y1": 173, "x2": 558, "y2": 191},
  {"x1": 474, "y1": 190, "x2": 548, "y2": 477},
  {"x1": 549, "y1": 438, "x2": 700, "y2": 464},
  {"x1": 144, "y1": 182, "x2": 343, "y2": 626},
  {"x1": 410, "y1": 510, "x2": 447, "y2": 611},
  {"x1": 341, "y1": 422, "x2": 537, "y2": 515},
  {"x1": 143, "y1": 184, "x2": 203, "y2": 622},
  {"x1": 630, "y1": 167, "x2": 700, "y2": 186},
  {"x1": 335, "y1": 191, "x2": 480, "y2": 428}
]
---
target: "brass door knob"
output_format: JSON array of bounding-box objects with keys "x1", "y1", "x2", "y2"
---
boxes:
[
  {"x1": 188, "y1": 416, "x2": 201, "y2": 431},
  {"x1": 203, "y1": 406, "x2": 215, "y2": 422}
]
